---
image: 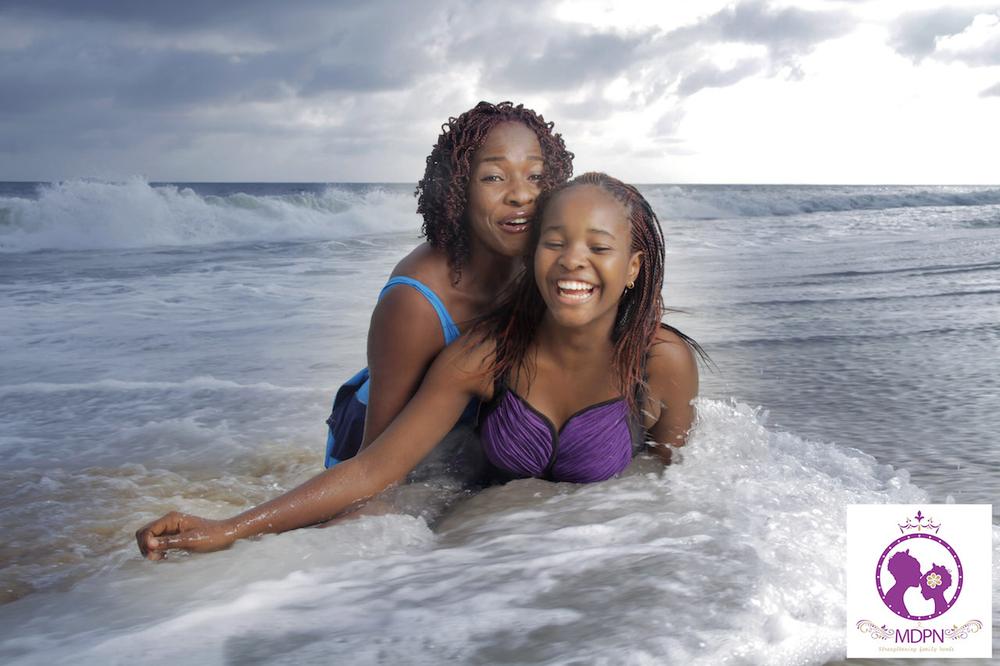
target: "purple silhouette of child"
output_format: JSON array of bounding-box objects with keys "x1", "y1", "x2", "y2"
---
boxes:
[
  {"x1": 919, "y1": 564, "x2": 953, "y2": 615},
  {"x1": 884, "y1": 549, "x2": 921, "y2": 616}
]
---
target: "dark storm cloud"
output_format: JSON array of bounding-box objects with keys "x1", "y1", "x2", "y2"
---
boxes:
[
  {"x1": 0, "y1": 0, "x2": 310, "y2": 29},
  {"x1": 0, "y1": 0, "x2": 449, "y2": 109},
  {"x1": 0, "y1": 0, "x2": 859, "y2": 178}
]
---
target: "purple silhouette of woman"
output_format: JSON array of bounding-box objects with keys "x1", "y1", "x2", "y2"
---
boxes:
[
  {"x1": 884, "y1": 549, "x2": 921, "y2": 616},
  {"x1": 919, "y1": 564, "x2": 953, "y2": 615}
]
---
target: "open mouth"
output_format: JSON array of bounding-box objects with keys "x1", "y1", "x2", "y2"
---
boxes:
[
  {"x1": 498, "y1": 214, "x2": 531, "y2": 233},
  {"x1": 556, "y1": 279, "x2": 597, "y2": 301}
]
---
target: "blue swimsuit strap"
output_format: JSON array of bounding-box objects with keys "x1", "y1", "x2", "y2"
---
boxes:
[{"x1": 379, "y1": 276, "x2": 461, "y2": 344}]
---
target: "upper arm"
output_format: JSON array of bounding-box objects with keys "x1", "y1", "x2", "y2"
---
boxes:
[
  {"x1": 361, "y1": 285, "x2": 447, "y2": 448},
  {"x1": 645, "y1": 328, "x2": 700, "y2": 457},
  {"x1": 354, "y1": 335, "x2": 492, "y2": 486}
]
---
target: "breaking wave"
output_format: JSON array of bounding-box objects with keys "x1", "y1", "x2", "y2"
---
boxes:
[{"x1": 0, "y1": 178, "x2": 420, "y2": 253}]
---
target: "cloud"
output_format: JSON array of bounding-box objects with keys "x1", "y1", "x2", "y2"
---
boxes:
[
  {"x1": 670, "y1": 0, "x2": 855, "y2": 64},
  {"x1": 0, "y1": 0, "x2": 313, "y2": 31},
  {"x1": 677, "y1": 58, "x2": 767, "y2": 96},
  {"x1": 656, "y1": 0, "x2": 854, "y2": 97},
  {"x1": 889, "y1": 7, "x2": 1000, "y2": 69},
  {"x1": 652, "y1": 106, "x2": 686, "y2": 137},
  {"x1": 934, "y1": 12, "x2": 1000, "y2": 66},
  {"x1": 0, "y1": 0, "x2": 863, "y2": 180},
  {"x1": 486, "y1": 30, "x2": 653, "y2": 92},
  {"x1": 889, "y1": 7, "x2": 982, "y2": 61},
  {"x1": 981, "y1": 81, "x2": 1000, "y2": 96},
  {"x1": 705, "y1": 0, "x2": 854, "y2": 54}
]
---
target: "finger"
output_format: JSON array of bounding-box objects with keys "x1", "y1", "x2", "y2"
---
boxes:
[
  {"x1": 135, "y1": 530, "x2": 149, "y2": 557},
  {"x1": 137, "y1": 512, "x2": 188, "y2": 556},
  {"x1": 143, "y1": 532, "x2": 164, "y2": 553},
  {"x1": 146, "y1": 512, "x2": 187, "y2": 537}
]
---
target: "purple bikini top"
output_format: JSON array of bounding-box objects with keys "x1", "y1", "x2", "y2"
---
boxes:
[{"x1": 479, "y1": 382, "x2": 635, "y2": 483}]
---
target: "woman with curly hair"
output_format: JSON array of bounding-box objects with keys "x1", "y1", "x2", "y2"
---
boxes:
[
  {"x1": 324, "y1": 101, "x2": 574, "y2": 468},
  {"x1": 137, "y1": 173, "x2": 702, "y2": 557}
]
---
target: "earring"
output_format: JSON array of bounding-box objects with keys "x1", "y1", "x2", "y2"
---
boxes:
[{"x1": 626, "y1": 280, "x2": 635, "y2": 290}]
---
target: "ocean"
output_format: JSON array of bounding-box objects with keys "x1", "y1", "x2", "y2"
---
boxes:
[{"x1": 0, "y1": 179, "x2": 997, "y2": 664}]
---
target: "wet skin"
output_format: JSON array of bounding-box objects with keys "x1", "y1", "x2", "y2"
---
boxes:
[
  {"x1": 137, "y1": 121, "x2": 551, "y2": 558},
  {"x1": 359, "y1": 120, "x2": 545, "y2": 452},
  {"x1": 464, "y1": 120, "x2": 544, "y2": 259},
  {"x1": 136, "y1": 182, "x2": 700, "y2": 560}
]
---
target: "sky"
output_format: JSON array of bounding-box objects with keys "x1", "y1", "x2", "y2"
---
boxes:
[{"x1": 0, "y1": 0, "x2": 998, "y2": 184}]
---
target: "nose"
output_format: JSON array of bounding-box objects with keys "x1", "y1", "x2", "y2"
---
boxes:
[
  {"x1": 558, "y1": 241, "x2": 587, "y2": 271},
  {"x1": 505, "y1": 174, "x2": 538, "y2": 208}
]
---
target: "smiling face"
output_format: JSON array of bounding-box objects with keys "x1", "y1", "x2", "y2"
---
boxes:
[
  {"x1": 534, "y1": 184, "x2": 642, "y2": 330},
  {"x1": 465, "y1": 121, "x2": 545, "y2": 258}
]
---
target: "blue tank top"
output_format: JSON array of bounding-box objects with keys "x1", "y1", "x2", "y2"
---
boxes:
[
  {"x1": 324, "y1": 276, "x2": 467, "y2": 468},
  {"x1": 354, "y1": 276, "x2": 461, "y2": 404}
]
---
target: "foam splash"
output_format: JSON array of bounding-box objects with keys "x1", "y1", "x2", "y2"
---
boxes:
[
  {"x1": 0, "y1": 178, "x2": 420, "y2": 252},
  {"x1": 645, "y1": 185, "x2": 1000, "y2": 220},
  {"x1": 3, "y1": 181, "x2": 998, "y2": 253},
  {"x1": 3, "y1": 398, "x2": 988, "y2": 666}
]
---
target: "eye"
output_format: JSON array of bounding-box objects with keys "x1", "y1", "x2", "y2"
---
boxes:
[
  {"x1": 480, "y1": 174, "x2": 503, "y2": 182},
  {"x1": 542, "y1": 240, "x2": 564, "y2": 249},
  {"x1": 591, "y1": 245, "x2": 612, "y2": 254},
  {"x1": 528, "y1": 173, "x2": 544, "y2": 182}
]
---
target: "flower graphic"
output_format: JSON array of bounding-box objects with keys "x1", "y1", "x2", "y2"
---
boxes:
[{"x1": 926, "y1": 572, "x2": 943, "y2": 589}]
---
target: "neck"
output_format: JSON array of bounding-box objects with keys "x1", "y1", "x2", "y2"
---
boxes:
[
  {"x1": 455, "y1": 238, "x2": 519, "y2": 295},
  {"x1": 535, "y1": 311, "x2": 617, "y2": 368}
]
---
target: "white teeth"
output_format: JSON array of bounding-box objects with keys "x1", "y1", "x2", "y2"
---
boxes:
[
  {"x1": 502, "y1": 217, "x2": 528, "y2": 225},
  {"x1": 557, "y1": 280, "x2": 595, "y2": 291},
  {"x1": 556, "y1": 280, "x2": 597, "y2": 301}
]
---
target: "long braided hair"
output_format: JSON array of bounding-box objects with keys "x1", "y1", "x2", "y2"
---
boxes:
[
  {"x1": 416, "y1": 101, "x2": 574, "y2": 272},
  {"x1": 477, "y1": 172, "x2": 705, "y2": 415}
]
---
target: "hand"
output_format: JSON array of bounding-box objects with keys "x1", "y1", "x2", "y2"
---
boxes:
[{"x1": 135, "y1": 511, "x2": 237, "y2": 560}]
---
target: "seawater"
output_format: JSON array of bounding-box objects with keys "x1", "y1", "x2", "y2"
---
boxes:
[{"x1": 0, "y1": 179, "x2": 998, "y2": 665}]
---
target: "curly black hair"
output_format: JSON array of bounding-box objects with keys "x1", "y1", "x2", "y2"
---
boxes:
[{"x1": 415, "y1": 101, "x2": 574, "y2": 271}]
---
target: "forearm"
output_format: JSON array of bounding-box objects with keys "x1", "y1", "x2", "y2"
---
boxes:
[
  {"x1": 228, "y1": 334, "x2": 486, "y2": 541},
  {"x1": 226, "y1": 457, "x2": 393, "y2": 540}
]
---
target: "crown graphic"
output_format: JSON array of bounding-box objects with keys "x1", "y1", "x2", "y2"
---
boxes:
[{"x1": 898, "y1": 509, "x2": 940, "y2": 534}]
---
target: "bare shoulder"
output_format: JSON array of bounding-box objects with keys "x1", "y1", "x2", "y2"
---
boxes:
[
  {"x1": 369, "y1": 243, "x2": 453, "y2": 350},
  {"x1": 646, "y1": 326, "x2": 699, "y2": 393},
  {"x1": 369, "y1": 284, "x2": 444, "y2": 350},
  {"x1": 390, "y1": 242, "x2": 454, "y2": 296}
]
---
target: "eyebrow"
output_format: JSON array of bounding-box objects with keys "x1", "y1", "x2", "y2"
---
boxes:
[
  {"x1": 480, "y1": 155, "x2": 545, "y2": 163},
  {"x1": 543, "y1": 224, "x2": 617, "y2": 239}
]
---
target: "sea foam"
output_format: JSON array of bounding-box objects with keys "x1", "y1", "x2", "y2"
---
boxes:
[
  {"x1": 645, "y1": 185, "x2": 1000, "y2": 220},
  {"x1": 3, "y1": 180, "x2": 999, "y2": 253},
  {"x1": 0, "y1": 178, "x2": 420, "y2": 253},
  {"x1": 4, "y1": 399, "x2": 990, "y2": 666}
]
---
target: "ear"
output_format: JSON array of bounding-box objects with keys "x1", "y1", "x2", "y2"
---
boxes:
[{"x1": 627, "y1": 251, "x2": 643, "y2": 285}]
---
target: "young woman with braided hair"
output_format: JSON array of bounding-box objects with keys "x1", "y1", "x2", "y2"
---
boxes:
[{"x1": 136, "y1": 173, "x2": 701, "y2": 557}]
